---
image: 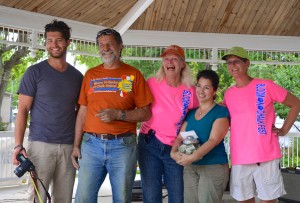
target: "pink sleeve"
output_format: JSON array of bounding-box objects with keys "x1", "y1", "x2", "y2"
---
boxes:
[{"x1": 267, "y1": 80, "x2": 288, "y2": 103}]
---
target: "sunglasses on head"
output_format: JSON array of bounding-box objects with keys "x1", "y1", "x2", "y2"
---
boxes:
[{"x1": 97, "y1": 29, "x2": 118, "y2": 37}]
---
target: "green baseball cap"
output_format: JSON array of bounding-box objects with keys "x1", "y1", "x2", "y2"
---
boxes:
[{"x1": 222, "y1": 46, "x2": 249, "y2": 60}]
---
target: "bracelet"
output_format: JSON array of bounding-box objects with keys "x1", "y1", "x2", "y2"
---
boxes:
[{"x1": 14, "y1": 144, "x2": 23, "y2": 150}]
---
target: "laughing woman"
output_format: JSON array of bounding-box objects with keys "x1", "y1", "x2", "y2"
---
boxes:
[
  {"x1": 137, "y1": 45, "x2": 198, "y2": 203},
  {"x1": 171, "y1": 70, "x2": 230, "y2": 203}
]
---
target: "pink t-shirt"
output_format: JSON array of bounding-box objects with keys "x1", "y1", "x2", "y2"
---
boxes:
[
  {"x1": 224, "y1": 78, "x2": 288, "y2": 165},
  {"x1": 140, "y1": 77, "x2": 198, "y2": 146}
]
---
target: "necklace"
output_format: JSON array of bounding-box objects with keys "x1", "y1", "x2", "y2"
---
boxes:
[{"x1": 197, "y1": 103, "x2": 216, "y2": 117}]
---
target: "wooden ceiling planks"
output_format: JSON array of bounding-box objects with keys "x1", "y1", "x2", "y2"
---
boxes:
[
  {"x1": 199, "y1": 0, "x2": 218, "y2": 32},
  {"x1": 0, "y1": 0, "x2": 299, "y2": 36},
  {"x1": 17, "y1": 0, "x2": 44, "y2": 11},
  {"x1": 75, "y1": 1, "x2": 106, "y2": 23},
  {"x1": 160, "y1": 0, "x2": 177, "y2": 31},
  {"x1": 179, "y1": 0, "x2": 196, "y2": 31},
  {"x1": 93, "y1": 0, "x2": 124, "y2": 26},
  {"x1": 184, "y1": 0, "x2": 203, "y2": 32},
  {"x1": 241, "y1": 0, "x2": 264, "y2": 34},
  {"x1": 142, "y1": 0, "x2": 155, "y2": 30},
  {"x1": 167, "y1": 0, "x2": 182, "y2": 31},
  {"x1": 154, "y1": 0, "x2": 169, "y2": 31},
  {"x1": 54, "y1": 1, "x2": 85, "y2": 19},
  {"x1": 245, "y1": 0, "x2": 268, "y2": 35},
  {"x1": 204, "y1": 0, "x2": 224, "y2": 33},
  {"x1": 34, "y1": 0, "x2": 62, "y2": 14},
  {"x1": 0, "y1": 0, "x2": 16, "y2": 7},
  {"x1": 83, "y1": 1, "x2": 112, "y2": 25},
  {"x1": 257, "y1": 0, "x2": 283, "y2": 35},
  {"x1": 209, "y1": 0, "x2": 228, "y2": 33},
  {"x1": 218, "y1": 0, "x2": 237, "y2": 33},
  {"x1": 173, "y1": 0, "x2": 190, "y2": 31},
  {"x1": 274, "y1": 0, "x2": 300, "y2": 36},
  {"x1": 264, "y1": 0, "x2": 295, "y2": 35},
  {"x1": 105, "y1": 0, "x2": 136, "y2": 28},
  {"x1": 148, "y1": 0, "x2": 162, "y2": 30},
  {"x1": 7, "y1": 0, "x2": 32, "y2": 9},
  {"x1": 235, "y1": 0, "x2": 257, "y2": 34},
  {"x1": 226, "y1": 0, "x2": 247, "y2": 34},
  {"x1": 191, "y1": 0, "x2": 207, "y2": 32}
]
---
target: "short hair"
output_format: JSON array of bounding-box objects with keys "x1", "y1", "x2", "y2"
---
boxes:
[
  {"x1": 96, "y1": 28, "x2": 123, "y2": 45},
  {"x1": 44, "y1": 20, "x2": 71, "y2": 41},
  {"x1": 196, "y1": 70, "x2": 219, "y2": 91}
]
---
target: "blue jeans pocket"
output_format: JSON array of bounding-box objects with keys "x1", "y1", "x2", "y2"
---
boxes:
[
  {"x1": 82, "y1": 133, "x2": 92, "y2": 142},
  {"x1": 138, "y1": 133, "x2": 149, "y2": 144},
  {"x1": 121, "y1": 134, "x2": 137, "y2": 145}
]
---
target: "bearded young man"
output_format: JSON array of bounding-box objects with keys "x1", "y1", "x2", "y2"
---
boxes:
[{"x1": 12, "y1": 20, "x2": 83, "y2": 203}]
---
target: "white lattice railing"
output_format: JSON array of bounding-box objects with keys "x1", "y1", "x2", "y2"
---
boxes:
[
  {"x1": 0, "y1": 131, "x2": 28, "y2": 186},
  {"x1": 1, "y1": 129, "x2": 300, "y2": 186},
  {"x1": 1, "y1": 25, "x2": 300, "y2": 65}
]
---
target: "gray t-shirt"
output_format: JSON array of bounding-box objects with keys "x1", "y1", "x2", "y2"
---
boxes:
[{"x1": 18, "y1": 60, "x2": 83, "y2": 144}]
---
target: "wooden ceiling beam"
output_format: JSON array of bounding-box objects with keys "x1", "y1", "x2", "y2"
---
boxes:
[
  {"x1": 114, "y1": 0, "x2": 154, "y2": 35},
  {"x1": 0, "y1": 5, "x2": 299, "y2": 52}
]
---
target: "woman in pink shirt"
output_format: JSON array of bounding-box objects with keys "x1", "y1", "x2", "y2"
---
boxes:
[
  {"x1": 223, "y1": 46, "x2": 300, "y2": 203},
  {"x1": 138, "y1": 45, "x2": 198, "y2": 203}
]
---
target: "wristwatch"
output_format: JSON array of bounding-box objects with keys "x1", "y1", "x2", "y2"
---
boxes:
[{"x1": 120, "y1": 110, "x2": 126, "y2": 120}]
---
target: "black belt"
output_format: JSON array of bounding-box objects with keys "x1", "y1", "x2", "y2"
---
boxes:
[{"x1": 85, "y1": 132, "x2": 134, "y2": 140}]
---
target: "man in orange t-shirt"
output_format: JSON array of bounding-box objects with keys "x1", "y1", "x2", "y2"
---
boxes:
[{"x1": 71, "y1": 28, "x2": 153, "y2": 203}]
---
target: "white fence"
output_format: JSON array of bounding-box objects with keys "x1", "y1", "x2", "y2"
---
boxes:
[
  {"x1": 223, "y1": 132, "x2": 300, "y2": 168},
  {"x1": 0, "y1": 131, "x2": 28, "y2": 186},
  {"x1": 1, "y1": 131, "x2": 300, "y2": 186}
]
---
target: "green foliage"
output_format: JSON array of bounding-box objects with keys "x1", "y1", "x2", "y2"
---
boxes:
[
  {"x1": 123, "y1": 47, "x2": 161, "y2": 58},
  {"x1": 6, "y1": 50, "x2": 46, "y2": 108},
  {"x1": 0, "y1": 122, "x2": 9, "y2": 131},
  {"x1": 47, "y1": 48, "x2": 300, "y2": 121},
  {"x1": 123, "y1": 59, "x2": 161, "y2": 79},
  {"x1": 216, "y1": 65, "x2": 235, "y2": 103},
  {"x1": 281, "y1": 137, "x2": 300, "y2": 167},
  {"x1": 74, "y1": 54, "x2": 101, "y2": 70},
  {"x1": 249, "y1": 64, "x2": 300, "y2": 121},
  {"x1": 187, "y1": 61, "x2": 205, "y2": 79}
]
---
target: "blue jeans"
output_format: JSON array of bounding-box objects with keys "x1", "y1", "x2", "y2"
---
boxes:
[
  {"x1": 137, "y1": 132, "x2": 184, "y2": 203},
  {"x1": 75, "y1": 133, "x2": 137, "y2": 203}
]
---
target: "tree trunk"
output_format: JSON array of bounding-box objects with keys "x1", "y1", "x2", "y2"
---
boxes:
[{"x1": 0, "y1": 46, "x2": 29, "y2": 121}]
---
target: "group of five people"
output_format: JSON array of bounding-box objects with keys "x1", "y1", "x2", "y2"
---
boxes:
[{"x1": 12, "y1": 20, "x2": 300, "y2": 203}]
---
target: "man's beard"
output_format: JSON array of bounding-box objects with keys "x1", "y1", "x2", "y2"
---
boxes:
[
  {"x1": 48, "y1": 49, "x2": 67, "y2": 59},
  {"x1": 101, "y1": 52, "x2": 118, "y2": 64}
]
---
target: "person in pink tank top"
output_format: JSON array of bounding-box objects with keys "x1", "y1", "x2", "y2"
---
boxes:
[{"x1": 223, "y1": 46, "x2": 300, "y2": 203}]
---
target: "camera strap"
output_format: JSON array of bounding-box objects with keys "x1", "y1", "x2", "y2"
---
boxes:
[{"x1": 30, "y1": 170, "x2": 52, "y2": 203}]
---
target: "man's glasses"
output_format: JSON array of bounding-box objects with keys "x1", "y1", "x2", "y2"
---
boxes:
[{"x1": 226, "y1": 59, "x2": 244, "y2": 66}]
